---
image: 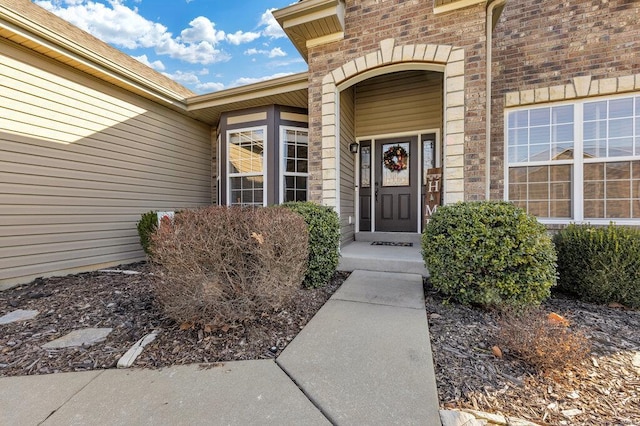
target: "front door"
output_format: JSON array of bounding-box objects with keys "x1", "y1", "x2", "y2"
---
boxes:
[{"x1": 375, "y1": 137, "x2": 418, "y2": 232}]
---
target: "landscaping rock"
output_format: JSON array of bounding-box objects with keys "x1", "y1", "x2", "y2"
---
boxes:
[
  {"x1": 440, "y1": 410, "x2": 484, "y2": 426},
  {"x1": 0, "y1": 309, "x2": 39, "y2": 325},
  {"x1": 42, "y1": 328, "x2": 112, "y2": 349},
  {"x1": 117, "y1": 331, "x2": 159, "y2": 368}
]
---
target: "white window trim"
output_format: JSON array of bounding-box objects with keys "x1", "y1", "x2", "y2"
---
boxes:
[
  {"x1": 279, "y1": 126, "x2": 309, "y2": 204},
  {"x1": 504, "y1": 93, "x2": 640, "y2": 225},
  {"x1": 226, "y1": 125, "x2": 268, "y2": 207}
]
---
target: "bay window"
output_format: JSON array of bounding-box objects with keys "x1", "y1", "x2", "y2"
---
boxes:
[
  {"x1": 227, "y1": 127, "x2": 266, "y2": 206},
  {"x1": 281, "y1": 126, "x2": 309, "y2": 202},
  {"x1": 506, "y1": 94, "x2": 640, "y2": 222}
]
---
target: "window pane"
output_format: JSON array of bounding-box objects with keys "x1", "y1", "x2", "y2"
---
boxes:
[
  {"x1": 553, "y1": 105, "x2": 574, "y2": 124},
  {"x1": 550, "y1": 200, "x2": 571, "y2": 217},
  {"x1": 608, "y1": 118, "x2": 633, "y2": 138},
  {"x1": 584, "y1": 181, "x2": 604, "y2": 199},
  {"x1": 584, "y1": 200, "x2": 605, "y2": 218},
  {"x1": 530, "y1": 144, "x2": 550, "y2": 161},
  {"x1": 584, "y1": 101, "x2": 607, "y2": 121},
  {"x1": 608, "y1": 138, "x2": 633, "y2": 157},
  {"x1": 606, "y1": 200, "x2": 631, "y2": 218},
  {"x1": 509, "y1": 167, "x2": 527, "y2": 183},
  {"x1": 528, "y1": 166, "x2": 548, "y2": 182},
  {"x1": 554, "y1": 124, "x2": 574, "y2": 142},
  {"x1": 530, "y1": 126, "x2": 550, "y2": 144},
  {"x1": 607, "y1": 180, "x2": 631, "y2": 199},
  {"x1": 606, "y1": 162, "x2": 630, "y2": 180},
  {"x1": 609, "y1": 98, "x2": 633, "y2": 118},
  {"x1": 530, "y1": 108, "x2": 549, "y2": 126}
]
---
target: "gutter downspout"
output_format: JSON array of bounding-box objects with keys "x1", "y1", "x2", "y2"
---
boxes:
[{"x1": 485, "y1": 0, "x2": 506, "y2": 200}]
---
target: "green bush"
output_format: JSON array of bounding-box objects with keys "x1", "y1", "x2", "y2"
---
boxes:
[
  {"x1": 554, "y1": 223, "x2": 640, "y2": 309},
  {"x1": 422, "y1": 201, "x2": 557, "y2": 309},
  {"x1": 282, "y1": 201, "x2": 340, "y2": 288},
  {"x1": 136, "y1": 210, "x2": 157, "y2": 255}
]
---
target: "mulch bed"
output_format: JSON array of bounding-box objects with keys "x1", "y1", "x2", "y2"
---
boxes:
[
  {"x1": 0, "y1": 263, "x2": 346, "y2": 375},
  {"x1": 426, "y1": 284, "x2": 640, "y2": 425},
  {"x1": 2, "y1": 264, "x2": 639, "y2": 425}
]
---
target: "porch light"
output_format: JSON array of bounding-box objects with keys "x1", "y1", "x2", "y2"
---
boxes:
[{"x1": 349, "y1": 142, "x2": 359, "y2": 154}]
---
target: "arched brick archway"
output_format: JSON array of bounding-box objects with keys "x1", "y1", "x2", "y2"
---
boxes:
[{"x1": 319, "y1": 38, "x2": 466, "y2": 211}]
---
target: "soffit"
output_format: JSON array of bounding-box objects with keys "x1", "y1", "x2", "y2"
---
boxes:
[
  {"x1": 186, "y1": 73, "x2": 309, "y2": 126},
  {"x1": 272, "y1": 0, "x2": 345, "y2": 61}
]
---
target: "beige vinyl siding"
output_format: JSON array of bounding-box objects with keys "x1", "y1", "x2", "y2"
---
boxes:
[
  {"x1": 339, "y1": 87, "x2": 356, "y2": 246},
  {"x1": 0, "y1": 39, "x2": 212, "y2": 289},
  {"x1": 355, "y1": 71, "x2": 443, "y2": 137}
]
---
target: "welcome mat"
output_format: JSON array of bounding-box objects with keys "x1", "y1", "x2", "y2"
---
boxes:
[{"x1": 371, "y1": 241, "x2": 413, "y2": 247}]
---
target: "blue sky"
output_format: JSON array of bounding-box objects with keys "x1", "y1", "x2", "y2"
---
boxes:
[{"x1": 33, "y1": 0, "x2": 307, "y2": 94}]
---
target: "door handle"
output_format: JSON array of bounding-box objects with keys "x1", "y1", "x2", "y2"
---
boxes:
[{"x1": 375, "y1": 182, "x2": 379, "y2": 202}]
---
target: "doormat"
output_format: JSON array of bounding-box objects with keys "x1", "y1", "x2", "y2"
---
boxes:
[{"x1": 371, "y1": 241, "x2": 413, "y2": 247}]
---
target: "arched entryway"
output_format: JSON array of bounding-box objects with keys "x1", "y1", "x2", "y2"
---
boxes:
[{"x1": 319, "y1": 39, "x2": 466, "y2": 243}]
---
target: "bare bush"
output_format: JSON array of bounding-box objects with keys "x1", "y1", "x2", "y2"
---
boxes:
[
  {"x1": 149, "y1": 206, "x2": 309, "y2": 331},
  {"x1": 495, "y1": 307, "x2": 591, "y2": 372}
]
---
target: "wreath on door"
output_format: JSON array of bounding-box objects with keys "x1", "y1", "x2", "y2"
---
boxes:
[{"x1": 383, "y1": 145, "x2": 408, "y2": 172}]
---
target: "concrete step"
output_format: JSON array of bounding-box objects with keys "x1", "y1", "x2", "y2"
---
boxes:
[
  {"x1": 338, "y1": 241, "x2": 429, "y2": 277},
  {"x1": 355, "y1": 231, "x2": 422, "y2": 245}
]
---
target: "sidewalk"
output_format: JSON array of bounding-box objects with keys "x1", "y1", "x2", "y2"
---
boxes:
[{"x1": 0, "y1": 270, "x2": 441, "y2": 425}]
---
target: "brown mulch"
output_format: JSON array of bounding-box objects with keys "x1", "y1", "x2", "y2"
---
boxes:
[
  {"x1": 426, "y1": 285, "x2": 640, "y2": 426},
  {"x1": 0, "y1": 263, "x2": 346, "y2": 376},
  {"x1": 2, "y1": 265, "x2": 639, "y2": 425}
]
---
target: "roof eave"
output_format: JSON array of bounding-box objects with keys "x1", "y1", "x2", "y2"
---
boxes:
[{"x1": 0, "y1": 4, "x2": 191, "y2": 110}]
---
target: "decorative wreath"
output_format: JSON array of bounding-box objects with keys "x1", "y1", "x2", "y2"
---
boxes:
[{"x1": 383, "y1": 145, "x2": 408, "y2": 172}]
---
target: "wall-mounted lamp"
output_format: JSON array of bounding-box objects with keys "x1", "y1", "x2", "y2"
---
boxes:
[{"x1": 349, "y1": 142, "x2": 359, "y2": 154}]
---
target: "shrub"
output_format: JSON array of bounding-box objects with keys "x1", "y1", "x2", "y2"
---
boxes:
[
  {"x1": 149, "y1": 206, "x2": 309, "y2": 330},
  {"x1": 422, "y1": 201, "x2": 557, "y2": 309},
  {"x1": 496, "y1": 307, "x2": 591, "y2": 372},
  {"x1": 554, "y1": 223, "x2": 640, "y2": 309},
  {"x1": 282, "y1": 201, "x2": 340, "y2": 288},
  {"x1": 136, "y1": 210, "x2": 157, "y2": 255}
]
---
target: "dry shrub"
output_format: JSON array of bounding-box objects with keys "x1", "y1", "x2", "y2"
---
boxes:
[
  {"x1": 149, "y1": 206, "x2": 309, "y2": 331},
  {"x1": 495, "y1": 307, "x2": 591, "y2": 372}
]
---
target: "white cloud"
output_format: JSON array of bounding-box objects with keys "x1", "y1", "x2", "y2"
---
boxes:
[
  {"x1": 226, "y1": 30, "x2": 261, "y2": 46},
  {"x1": 132, "y1": 54, "x2": 166, "y2": 71},
  {"x1": 244, "y1": 47, "x2": 286, "y2": 58},
  {"x1": 259, "y1": 8, "x2": 286, "y2": 39},
  {"x1": 180, "y1": 16, "x2": 225, "y2": 45},
  {"x1": 35, "y1": 0, "x2": 230, "y2": 65},
  {"x1": 230, "y1": 72, "x2": 292, "y2": 87},
  {"x1": 196, "y1": 82, "x2": 225, "y2": 92},
  {"x1": 162, "y1": 70, "x2": 201, "y2": 85}
]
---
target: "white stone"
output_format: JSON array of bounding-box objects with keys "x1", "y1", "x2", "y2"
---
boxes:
[
  {"x1": 520, "y1": 89, "x2": 535, "y2": 104},
  {"x1": 449, "y1": 48, "x2": 464, "y2": 63},
  {"x1": 573, "y1": 75, "x2": 592, "y2": 97},
  {"x1": 434, "y1": 45, "x2": 452, "y2": 63},
  {"x1": 42, "y1": 328, "x2": 113, "y2": 349},
  {"x1": 99, "y1": 269, "x2": 140, "y2": 275},
  {"x1": 355, "y1": 56, "x2": 367, "y2": 73},
  {"x1": 440, "y1": 410, "x2": 484, "y2": 426},
  {"x1": 413, "y1": 44, "x2": 426, "y2": 60},
  {"x1": 549, "y1": 85, "x2": 566, "y2": 101},
  {"x1": 599, "y1": 77, "x2": 618, "y2": 94},
  {"x1": 618, "y1": 75, "x2": 635, "y2": 92},
  {"x1": 505, "y1": 91, "x2": 520, "y2": 107},
  {"x1": 0, "y1": 309, "x2": 39, "y2": 325},
  {"x1": 402, "y1": 45, "x2": 415, "y2": 61},
  {"x1": 342, "y1": 61, "x2": 358, "y2": 79},
  {"x1": 565, "y1": 83, "x2": 577, "y2": 99},
  {"x1": 332, "y1": 67, "x2": 345, "y2": 84},
  {"x1": 632, "y1": 351, "x2": 640, "y2": 368},
  {"x1": 379, "y1": 38, "x2": 395, "y2": 63},
  {"x1": 534, "y1": 87, "x2": 549, "y2": 103},
  {"x1": 424, "y1": 44, "x2": 438, "y2": 62},
  {"x1": 462, "y1": 409, "x2": 506, "y2": 424},
  {"x1": 117, "y1": 332, "x2": 159, "y2": 368},
  {"x1": 447, "y1": 91, "x2": 465, "y2": 108},
  {"x1": 447, "y1": 60, "x2": 465, "y2": 77},
  {"x1": 561, "y1": 408, "x2": 583, "y2": 417},
  {"x1": 366, "y1": 51, "x2": 380, "y2": 69}
]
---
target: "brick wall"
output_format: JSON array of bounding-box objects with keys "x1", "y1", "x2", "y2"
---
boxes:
[
  {"x1": 306, "y1": 0, "x2": 490, "y2": 203},
  {"x1": 490, "y1": 0, "x2": 640, "y2": 199}
]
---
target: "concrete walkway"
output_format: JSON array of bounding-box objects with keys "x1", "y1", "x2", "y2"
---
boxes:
[{"x1": 0, "y1": 270, "x2": 440, "y2": 425}]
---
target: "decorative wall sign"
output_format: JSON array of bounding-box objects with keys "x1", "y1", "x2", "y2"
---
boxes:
[
  {"x1": 382, "y1": 142, "x2": 410, "y2": 187},
  {"x1": 424, "y1": 167, "x2": 442, "y2": 222}
]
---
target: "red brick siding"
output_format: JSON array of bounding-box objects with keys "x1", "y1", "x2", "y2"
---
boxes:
[{"x1": 490, "y1": 0, "x2": 640, "y2": 199}]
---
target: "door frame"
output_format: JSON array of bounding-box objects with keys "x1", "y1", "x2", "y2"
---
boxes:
[{"x1": 354, "y1": 129, "x2": 441, "y2": 234}]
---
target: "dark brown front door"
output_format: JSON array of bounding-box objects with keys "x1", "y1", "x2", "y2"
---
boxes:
[{"x1": 375, "y1": 137, "x2": 418, "y2": 232}]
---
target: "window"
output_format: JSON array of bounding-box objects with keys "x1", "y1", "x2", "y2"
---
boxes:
[
  {"x1": 281, "y1": 127, "x2": 308, "y2": 202},
  {"x1": 506, "y1": 94, "x2": 640, "y2": 222},
  {"x1": 227, "y1": 127, "x2": 266, "y2": 206}
]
